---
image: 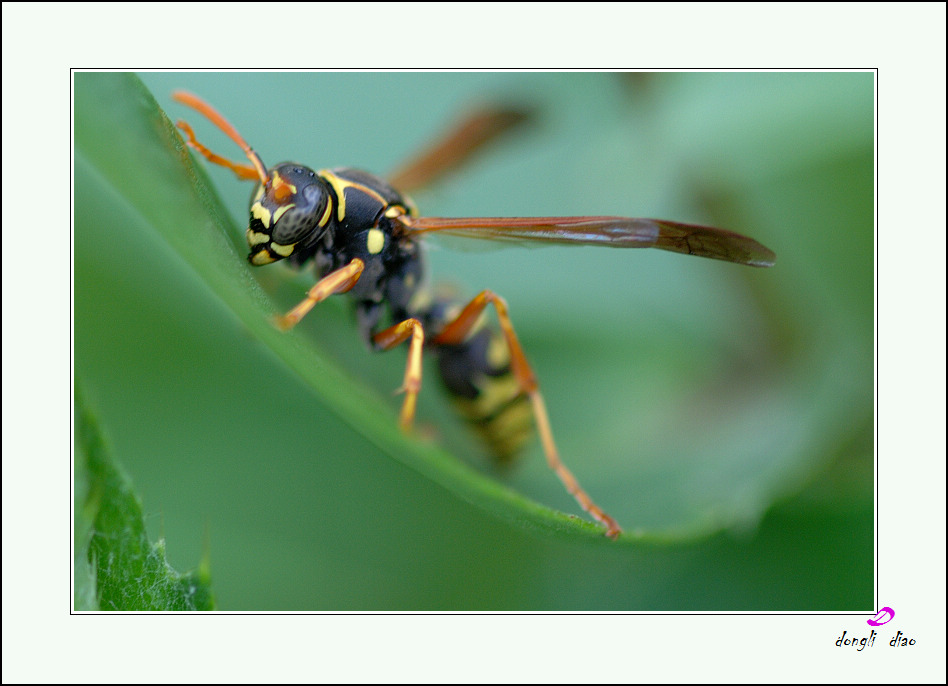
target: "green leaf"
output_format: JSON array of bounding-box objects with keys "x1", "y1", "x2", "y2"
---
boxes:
[
  {"x1": 76, "y1": 382, "x2": 214, "y2": 611},
  {"x1": 74, "y1": 72, "x2": 873, "y2": 609}
]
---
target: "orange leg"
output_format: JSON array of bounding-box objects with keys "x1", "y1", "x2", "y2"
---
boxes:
[
  {"x1": 433, "y1": 291, "x2": 622, "y2": 539},
  {"x1": 275, "y1": 259, "x2": 365, "y2": 331},
  {"x1": 372, "y1": 319, "x2": 426, "y2": 430}
]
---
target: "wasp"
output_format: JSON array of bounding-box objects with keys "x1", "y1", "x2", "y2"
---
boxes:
[{"x1": 172, "y1": 91, "x2": 776, "y2": 539}]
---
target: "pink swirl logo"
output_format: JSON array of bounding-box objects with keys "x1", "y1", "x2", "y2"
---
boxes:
[{"x1": 867, "y1": 607, "x2": 894, "y2": 626}]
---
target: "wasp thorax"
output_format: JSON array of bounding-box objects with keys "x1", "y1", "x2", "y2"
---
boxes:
[{"x1": 246, "y1": 164, "x2": 332, "y2": 266}]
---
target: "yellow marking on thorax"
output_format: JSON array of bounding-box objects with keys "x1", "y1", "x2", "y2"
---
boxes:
[
  {"x1": 319, "y1": 169, "x2": 388, "y2": 223},
  {"x1": 407, "y1": 287, "x2": 432, "y2": 316},
  {"x1": 367, "y1": 228, "x2": 385, "y2": 254}
]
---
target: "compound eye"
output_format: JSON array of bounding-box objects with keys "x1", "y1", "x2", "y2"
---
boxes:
[{"x1": 270, "y1": 178, "x2": 330, "y2": 245}]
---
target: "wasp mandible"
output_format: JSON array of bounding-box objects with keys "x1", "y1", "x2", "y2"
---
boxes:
[{"x1": 172, "y1": 91, "x2": 776, "y2": 539}]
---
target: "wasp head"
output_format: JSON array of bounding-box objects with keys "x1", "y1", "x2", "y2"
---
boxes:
[{"x1": 246, "y1": 164, "x2": 332, "y2": 266}]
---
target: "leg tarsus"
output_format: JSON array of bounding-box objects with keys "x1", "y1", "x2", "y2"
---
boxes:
[
  {"x1": 372, "y1": 318, "x2": 425, "y2": 430},
  {"x1": 528, "y1": 392, "x2": 622, "y2": 538}
]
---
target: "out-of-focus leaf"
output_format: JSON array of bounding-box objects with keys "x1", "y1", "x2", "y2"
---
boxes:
[{"x1": 76, "y1": 383, "x2": 214, "y2": 611}]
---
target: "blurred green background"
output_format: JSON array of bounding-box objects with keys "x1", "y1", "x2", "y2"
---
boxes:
[{"x1": 74, "y1": 71, "x2": 874, "y2": 610}]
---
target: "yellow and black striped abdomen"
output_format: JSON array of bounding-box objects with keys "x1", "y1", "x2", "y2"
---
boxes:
[{"x1": 434, "y1": 324, "x2": 533, "y2": 462}]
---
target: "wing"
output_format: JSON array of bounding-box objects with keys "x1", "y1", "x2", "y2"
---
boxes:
[
  {"x1": 395, "y1": 215, "x2": 776, "y2": 267},
  {"x1": 387, "y1": 106, "x2": 532, "y2": 193}
]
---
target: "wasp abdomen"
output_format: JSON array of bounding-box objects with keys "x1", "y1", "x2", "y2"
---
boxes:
[{"x1": 435, "y1": 325, "x2": 533, "y2": 461}]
